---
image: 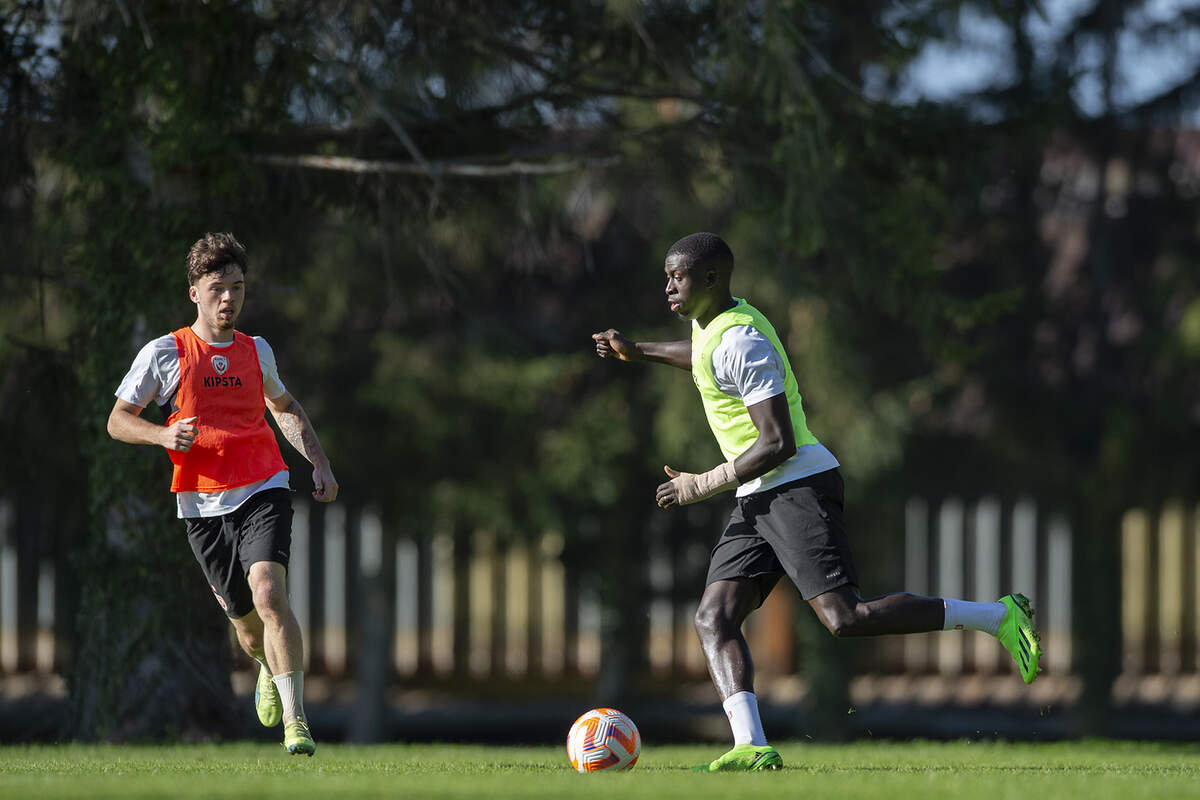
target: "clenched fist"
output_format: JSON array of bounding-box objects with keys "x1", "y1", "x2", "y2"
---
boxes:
[
  {"x1": 163, "y1": 416, "x2": 198, "y2": 452},
  {"x1": 592, "y1": 329, "x2": 639, "y2": 361}
]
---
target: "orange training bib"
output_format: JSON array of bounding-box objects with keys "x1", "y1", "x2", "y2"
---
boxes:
[{"x1": 166, "y1": 327, "x2": 288, "y2": 493}]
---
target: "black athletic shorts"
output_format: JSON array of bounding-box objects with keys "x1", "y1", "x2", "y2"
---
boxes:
[
  {"x1": 705, "y1": 468, "x2": 858, "y2": 603},
  {"x1": 184, "y1": 488, "x2": 293, "y2": 619}
]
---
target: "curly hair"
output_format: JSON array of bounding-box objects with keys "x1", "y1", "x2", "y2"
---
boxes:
[{"x1": 186, "y1": 232, "x2": 248, "y2": 285}]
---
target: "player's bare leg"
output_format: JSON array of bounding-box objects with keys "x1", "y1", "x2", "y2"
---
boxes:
[
  {"x1": 810, "y1": 585, "x2": 1042, "y2": 682},
  {"x1": 694, "y1": 579, "x2": 759, "y2": 698},
  {"x1": 693, "y1": 579, "x2": 782, "y2": 771},
  {"x1": 230, "y1": 609, "x2": 267, "y2": 662},
  {"x1": 248, "y1": 561, "x2": 313, "y2": 755},
  {"x1": 230, "y1": 609, "x2": 283, "y2": 728},
  {"x1": 248, "y1": 562, "x2": 303, "y2": 672},
  {"x1": 808, "y1": 585, "x2": 944, "y2": 636}
]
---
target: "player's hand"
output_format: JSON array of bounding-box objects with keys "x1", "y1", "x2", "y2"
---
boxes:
[
  {"x1": 657, "y1": 463, "x2": 739, "y2": 507},
  {"x1": 592, "y1": 329, "x2": 639, "y2": 361},
  {"x1": 162, "y1": 416, "x2": 198, "y2": 452},
  {"x1": 312, "y1": 461, "x2": 339, "y2": 503},
  {"x1": 656, "y1": 466, "x2": 683, "y2": 508}
]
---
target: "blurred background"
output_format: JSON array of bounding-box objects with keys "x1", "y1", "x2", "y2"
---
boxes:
[{"x1": 4, "y1": 0, "x2": 1200, "y2": 745}]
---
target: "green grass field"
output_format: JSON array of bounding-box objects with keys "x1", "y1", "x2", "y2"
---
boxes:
[{"x1": 3, "y1": 740, "x2": 1200, "y2": 799}]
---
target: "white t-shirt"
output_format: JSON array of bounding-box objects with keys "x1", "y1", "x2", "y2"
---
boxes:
[
  {"x1": 709, "y1": 325, "x2": 840, "y2": 497},
  {"x1": 115, "y1": 332, "x2": 291, "y2": 518}
]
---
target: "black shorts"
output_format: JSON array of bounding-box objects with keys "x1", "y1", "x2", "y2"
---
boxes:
[
  {"x1": 184, "y1": 488, "x2": 293, "y2": 619},
  {"x1": 705, "y1": 468, "x2": 858, "y2": 602}
]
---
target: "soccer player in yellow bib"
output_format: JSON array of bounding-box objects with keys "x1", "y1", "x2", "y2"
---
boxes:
[{"x1": 592, "y1": 233, "x2": 1041, "y2": 772}]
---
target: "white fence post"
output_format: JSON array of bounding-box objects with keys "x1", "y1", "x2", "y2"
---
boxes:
[
  {"x1": 1194, "y1": 505, "x2": 1200, "y2": 672},
  {"x1": 394, "y1": 537, "x2": 419, "y2": 675},
  {"x1": 578, "y1": 585, "x2": 601, "y2": 677},
  {"x1": 430, "y1": 532, "x2": 454, "y2": 674},
  {"x1": 36, "y1": 560, "x2": 55, "y2": 673},
  {"x1": 1158, "y1": 504, "x2": 1185, "y2": 675},
  {"x1": 937, "y1": 499, "x2": 964, "y2": 675},
  {"x1": 0, "y1": 501, "x2": 16, "y2": 674},
  {"x1": 468, "y1": 531, "x2": 494, "y2": 677},
  {"x1": 352, "y1": 507, "x2": 387, "y2": 743},
  {"x1": 904, "y1": 498, "x2": 930, "y2": 671},
  {"x1": 1011, "y1": 501, "x2": 1038, "y2": 600},
  {"x1": 539, "y1": 533, "x2": 565, "y2": 675},
  {"x1": 1011, "y1": 499, "x2": 1039, "y2": 681},
  {"x1": 973, "y1": 497, "x2": 1002, "y2": 672},
  {"x1": 323, "y1": 505, "x2": 347, "y2": 675},
  {"x1": 1046, "y1": 513, "x2": 1073, "y2": 674},
  {"x1": 1121, "y1": 509, "x2": 1150, "y2": 675},
  {"x1": 505, "y1": 540, "x2": 529, "y2": 676}
]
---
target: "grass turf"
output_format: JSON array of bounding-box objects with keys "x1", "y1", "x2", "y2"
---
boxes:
[{"x1": 2, "y1": 740, "x2": 1200, "y2": 799}]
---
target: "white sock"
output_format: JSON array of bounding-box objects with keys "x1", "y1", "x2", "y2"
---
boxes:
[
  {"x1": 942, "y1": 598, "x2": 1007, "y2": 635},
  {"x1": 722, "y1": 691, "x2": 768, "y2": 747},
  {"x1": 272, "y1": 670, "x2": 306, "y2": 723}
]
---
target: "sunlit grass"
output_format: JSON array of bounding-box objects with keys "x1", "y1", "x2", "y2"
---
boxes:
[{"x1": 2, "y1": 740, "x2": 1200, "y2": 799}]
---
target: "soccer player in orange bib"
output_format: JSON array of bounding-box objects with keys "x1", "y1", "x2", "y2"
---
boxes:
[
  {"x1": 593, "y1": 233, "x2": 1041, "y2": 771},
  {"x1": 108, "y1": 232, "x2": 338, "y2": 756}
]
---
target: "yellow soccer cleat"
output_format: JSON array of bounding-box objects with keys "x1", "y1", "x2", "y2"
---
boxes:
[
  {"x1": 254, "y1": 664, "x2": 282, "y2": 728},
  {"x1": 283, "y1": 718, "x2": 316, "y2": 756}
]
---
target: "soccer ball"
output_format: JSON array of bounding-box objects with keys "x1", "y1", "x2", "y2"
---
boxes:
[{"x1": 566, "y1": 707, "x2": 641, "y2": 772}]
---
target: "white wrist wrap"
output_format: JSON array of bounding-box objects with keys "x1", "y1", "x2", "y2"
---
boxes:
[{"x1": 672, "y1": 460, "x2": 740, "y2": 505}]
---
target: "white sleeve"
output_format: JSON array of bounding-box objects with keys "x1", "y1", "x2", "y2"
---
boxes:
[
  {"x1": 711, "y1": 326, "x2": 787, "y2": 406},
  {"x1": 114, "y1": 335, "x2": 178, "y2": 408},
  {"x1": 254, "y1": 336, "x2": 287, "y2": 399}
]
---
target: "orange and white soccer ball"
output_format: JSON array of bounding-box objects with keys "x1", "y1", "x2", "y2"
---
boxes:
[{"x1": 566, "y1": 707, "x2": 641, "y2": 772}]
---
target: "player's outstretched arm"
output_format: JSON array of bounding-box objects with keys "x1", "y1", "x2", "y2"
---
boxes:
[
  {"x1": 265, "y1": 391, "x2": 339, "y2": 503},
  {"x1": 107, "y1": 398, "x2": 198, "y2": 451},
  {"x1": 592, "y1": 329, "x2": 691, "y2": 370}
]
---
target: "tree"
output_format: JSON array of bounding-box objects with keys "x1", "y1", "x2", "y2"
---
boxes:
[
  {"x1": 859, "y1": 0, "x2": 1200, "y2": 733},
  {"x1": 4, "y1": 0, "x2": 1059, "y2": 739}
]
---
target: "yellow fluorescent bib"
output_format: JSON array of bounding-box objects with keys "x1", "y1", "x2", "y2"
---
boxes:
[{"x1": 691, "y1": 298, "x2": 819, "y2": 460}]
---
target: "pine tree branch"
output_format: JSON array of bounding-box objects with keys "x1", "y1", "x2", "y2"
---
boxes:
[{"x1": 251, "y1": 152, "x2": 620, "y2": 177}]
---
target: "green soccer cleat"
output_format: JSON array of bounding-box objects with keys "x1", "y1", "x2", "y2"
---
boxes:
[
  {"x1": 254, "y1": 664, "x2": 283, "y2": 728},
  {"x1": 283, "y1": 718, "x2": 316, "y2": 756},
  {"x1": 997, "y1": 593, "x2": 1043, "y2": 684},
  {"x1": 702, "y1": 744, "x2": 783, "y2": 772}
]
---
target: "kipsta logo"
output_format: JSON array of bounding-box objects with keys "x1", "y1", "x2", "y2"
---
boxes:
[{"x1": 211, "y1": 355, "x2": 228, "y2": 376}]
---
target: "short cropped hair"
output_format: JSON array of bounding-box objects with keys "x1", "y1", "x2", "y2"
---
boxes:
[
  {"x1": 665, "y1": 232, "x2": 734, "y2": 274},
  {"x1": 186, "y1": 232, "x2": 248, "y2": 284}
]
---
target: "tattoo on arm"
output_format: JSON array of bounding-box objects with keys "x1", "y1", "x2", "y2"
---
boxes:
[{"x1": 274, "y1": 397, "x2": 326, "y2": 465}]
